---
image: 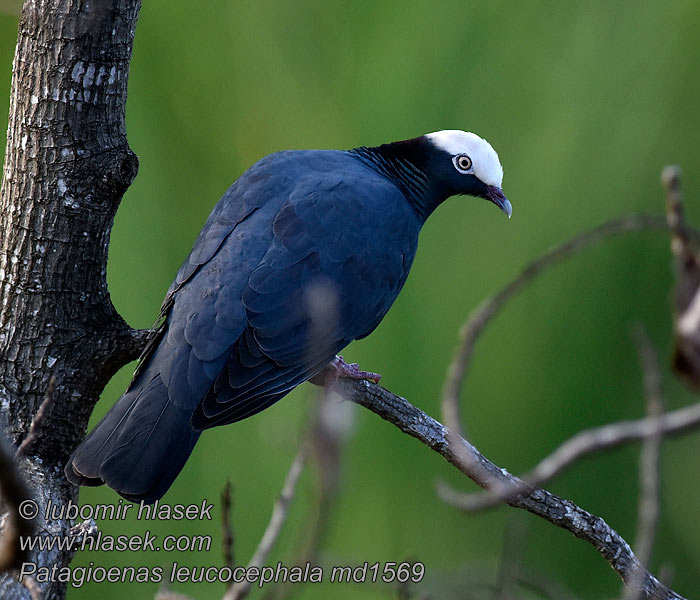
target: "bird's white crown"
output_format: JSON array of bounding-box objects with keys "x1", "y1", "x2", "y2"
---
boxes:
[{"x1": 426, "y1": 130, "x2": 503, "y2": 188}]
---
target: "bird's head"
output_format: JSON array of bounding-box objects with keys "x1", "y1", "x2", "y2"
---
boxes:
[
  {"x1": 353, "y1": 129, "x2": 511, "y2": 222},
  {"x1": 424, "y1": 130, "x2": 511, "y2": 218}
]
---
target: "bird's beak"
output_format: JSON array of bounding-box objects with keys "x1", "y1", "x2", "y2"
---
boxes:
[{"x1": 486, "y1": 186, "x2": 512, "y2": 219}]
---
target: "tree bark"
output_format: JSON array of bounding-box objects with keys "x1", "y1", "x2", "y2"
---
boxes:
[{"x1": 0, "y1": 1, "x2": 143, "y2": 598}]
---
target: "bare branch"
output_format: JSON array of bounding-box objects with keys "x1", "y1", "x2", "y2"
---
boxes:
[
  {"x1": 15, "y1": 377, "x2": 55, "y2": 459},
  {"x1": 223, "y1": 444, "x2": 308, "y2": 600},
  {"x1": 261, "y1": 386, "x2": 352, "y2": 600},
  {"x1": 430, "y1": 201, "x2": 698, "y2": 598},
  {"x1": 664, "y1": 166, "x2": 700, "y2": 391},
  {"x1": 155, "y1": 589, "x2": 197, "y2": 600},
  {"x1": 663, "y1": 166, "x2": 686, "y2": 241},
  {"x1": 67, "y1": 519, "x2": 98, "y2": 546},
  {"x1": 0, "y1": 377, "x2": 59, "y2": 571},
  {"x1": 494, "y1": 520, "x2": 527, "y2": 599},
  {"x1": 443, "y1": 214, "x2": 668, "y2": 436},
  {"x1": 516, "y1": 572, "x2": 581, "y2": 600},
  {"x1": 634, "y1": 327, "x2": 664, "y2": 556},
  {"x1": 300, "y1": 386, "x2": 350, "y2": 557},
  {"x1": 437, "y1": 399, "x2": 700, "y2": 513},
  {"x1": 624, "y1": 327, "x2": 664, "y2": 600},
  {"x1": 334, "y1": 377, "x2": 687, "y2": 600},
  {"x1": 124, "y1": 327, "x2": 152, "y2": 362},
  {"x1": 18, "y1": 576, "x2": 41, "y2": 600},
  {"x1": 0, "y1": 438, "x2": 34, "y2": 571},
  {"x1": 221, "y1": 479, "x2": 234, "y2": 588},
  {"x1": 441, "y1": 213, "x2": 700, "y2": 439}
]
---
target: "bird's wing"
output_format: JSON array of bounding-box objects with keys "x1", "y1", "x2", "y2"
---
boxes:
[
  {"x1": 130, "y1": 158, "x2": 280, "y2": 386},
  {"x1": 191, "y1": 171, "x2": 420, "y2": 429},
  {"x1": 68, "y1": 154, "x2": 420, "y2": 500}
]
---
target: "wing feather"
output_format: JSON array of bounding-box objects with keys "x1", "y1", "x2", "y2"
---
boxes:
[{"x1": 192, "y1": 170, "x2": 420, "y2": 428}]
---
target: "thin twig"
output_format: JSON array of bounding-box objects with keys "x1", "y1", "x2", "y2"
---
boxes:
[
  {"x1": 262, "y1": 384, "x2": 352, "y2": 600},
  {"x1": 436, "y1": 399, "x2": 700, "y2": 513},
  {"x1": 19, "y1": 574, "x2": 42, "y2": 600},
  {"x1": 334, "y1": 377, "x2": 687, "y2": 600},
  {"x1": 436, "y1": 209, "x2": 700, "y2": 517},
  {"x1": 221, "y1": 479, "x2": 234, "y2": 589},
  {"x1": 15, "y1": 376, "x2": 55, "y2": 458},
  {"x1": 223, "y1": 444, "x2": 308, "y2": 600},
  {"x1": 515, "y1": 572, "x2": 581, "y2": 600},
  {"x1": 663, "y1": 166, "x2": 698, "y2": 327},
  {"x1": 0, "y1": 437, "x2": 35, "y2": 572},
  {"x1": 664, "y1": 166, "x2": 700, "y2": 392},
  {"x1": 300, "y1": 385, "x2": 348, "y2": 556},
  {"x1": 155, "y1": 589, "x2": 197, "y2": 600},
  {"x1": 662, "y1": 166, "x2": 685, "y2": 241},
  {"x1": 624, "y1": 327, "x2": 664, "y2": 600},
  {"x1": 494, "y1": 520, "x2": 527, "y2": 599},
  {"x1": 68, "y1": 519, "x2": 98, "y2": 544},
  {"x1": 0, "y1": 378, "x2": 55, "y2": 573},
  {"x1": 441, "y1": 213, "x2": 700, "y2": 440}
]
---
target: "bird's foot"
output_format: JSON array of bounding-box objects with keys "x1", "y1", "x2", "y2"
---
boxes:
[
  {"x1": 311, "y1": 355, "x2": 381, "y2": 386},
  {"x1": 331, "y1": 355, "x2": 381, "y2": 383}
]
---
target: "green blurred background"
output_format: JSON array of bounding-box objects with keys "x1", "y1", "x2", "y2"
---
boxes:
[{"x1": 2, "y1": 1, "x2": 700, "y2": 598}]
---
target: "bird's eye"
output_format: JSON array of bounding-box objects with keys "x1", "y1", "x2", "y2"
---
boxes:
[{"x1": 454, "y1": 154, "x2": 472, "y2": 173}]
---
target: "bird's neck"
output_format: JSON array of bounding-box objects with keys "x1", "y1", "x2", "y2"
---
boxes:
[{"x1": 350, "y1": 139, "x2": 443, "y2": 222}]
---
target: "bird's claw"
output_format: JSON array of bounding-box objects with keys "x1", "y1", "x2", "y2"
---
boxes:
[
  {"x1": 332, "y1": 355, "x2": 382, "y2": 383},
  {"x1": 311, "y1": 355, "x2": 381, "y2": 386}
]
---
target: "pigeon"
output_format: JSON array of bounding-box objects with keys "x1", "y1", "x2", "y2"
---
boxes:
[{"x1": 65, "y1": 130, "x2": 511, "y2": 503}]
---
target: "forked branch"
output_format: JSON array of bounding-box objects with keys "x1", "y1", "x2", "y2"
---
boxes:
[
  {"x1": 334, "y1": 377, "x2": 685, "y2": 600},
  {"x1": 334, "y1": 173, "x2": 700, "y2": 600}
]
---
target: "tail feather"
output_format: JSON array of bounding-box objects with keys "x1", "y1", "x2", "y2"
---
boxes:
[{"x1": 65, "y1": 374, "x2": 200, "y2": 503}]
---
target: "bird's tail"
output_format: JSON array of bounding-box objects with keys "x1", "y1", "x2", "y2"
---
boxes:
[{"x1": 65, "y1": 374, "x2": 200, "y2": 503}]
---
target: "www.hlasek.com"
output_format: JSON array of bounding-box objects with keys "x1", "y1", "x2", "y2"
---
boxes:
[
  {"x1": 16, "y1": 499, "x2": 426, "y2": 588},
  {"x1": 17, "y1": 498, "x2": 214, "y2": 554}
]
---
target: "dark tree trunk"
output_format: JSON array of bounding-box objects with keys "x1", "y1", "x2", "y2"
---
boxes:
[{"x1": 0, "y1": 1, "x2": 143, "y2": 598}]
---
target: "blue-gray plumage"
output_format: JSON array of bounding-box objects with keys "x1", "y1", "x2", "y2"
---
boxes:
[{"x1": 65, "y1": 130, "x2": 511, "y2": 503}]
